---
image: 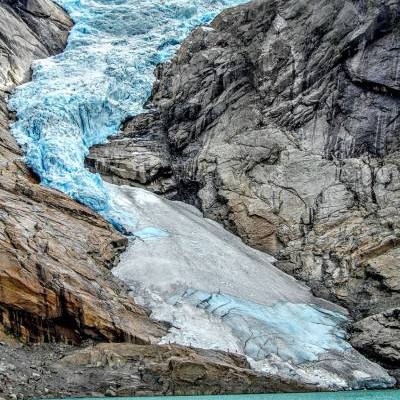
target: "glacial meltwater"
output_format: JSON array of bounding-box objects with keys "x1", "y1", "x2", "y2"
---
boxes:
[
  {"x1": 72, "y1": 391, "x2": 400, "y2": 400},
  {"x1": 7, "y1": 0, "x2": 397, "y2": 393}
]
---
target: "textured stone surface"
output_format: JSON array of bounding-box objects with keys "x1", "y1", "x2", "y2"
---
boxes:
[
  {"x1": 0, "y1": 342, "x2": 315, "y2": 399},
  {"x1": 351, "y1": 309, "x2": 400, "y2": 374},
  {"x1": 0, "y1": 0, "x2": 165, "y2": 344},
  {"x1": 87, "y1": 0, "x2": 400, "y2": 376},
  {"x1": 58, "y1": 343, "x2": 314, "y2": 396},
  {"x1": 0, "y1": 161, "x2": 166, "y2": 343},
  {"x1": 87, "y1": 113, "x2": 178, "y2": 197}
]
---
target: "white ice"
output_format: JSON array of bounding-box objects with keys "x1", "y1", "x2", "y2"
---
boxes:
[{"x1": 111, "y1": 184, "x2": 394, "y2": 388}]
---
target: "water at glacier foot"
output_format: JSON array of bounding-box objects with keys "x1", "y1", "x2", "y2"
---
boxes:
[
  {"x1": 70, "y1": 392, "x2": 400, "y2": 400},
  {"x1": 8, "y1": 0, "x2": 248, "y2": 232}
]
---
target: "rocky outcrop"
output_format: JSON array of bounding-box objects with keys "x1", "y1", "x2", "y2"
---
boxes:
[
  {"x1": 0, "y1": 0, "x2": 164, "y2": 344},
  {"x1": 0, "y1": 161, "x2": 166, "y2": 343},
  {"x1": 87, "y1": 0, "x2": 400, "y2": 377},
  {"x1": 351, "y1": 309, "x2": 400, "y2": 379},
  {"x1": 87, "y1": 113, "x2": 178, "y2": 197},
  {"x1": 60, "y1": 343, "x2": 315, "y2": 396},
  {"x1": 0, "y1": 342, "x2": 315, "y2": 399}
]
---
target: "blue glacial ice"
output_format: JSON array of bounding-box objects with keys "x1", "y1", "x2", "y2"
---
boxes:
[
  {"x1": 8, "y1": 0, "x2": 248, "y2": 233},
  {"x1": 171, "y1": 289, "x2": 350, "y2": 364}
]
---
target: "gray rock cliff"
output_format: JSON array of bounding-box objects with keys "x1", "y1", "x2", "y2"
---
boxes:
[{"x1": 0, "y1": 2, "x2": 327, "y2": 396}]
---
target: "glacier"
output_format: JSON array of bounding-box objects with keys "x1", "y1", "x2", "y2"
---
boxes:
[
  {"x1": 111, "y1": 184, "x2": 393, "y2": 389},
  {"x1": 8, "y1": 0, "x2": 248, "y2": 232},
  {"x1": 7, "y1": 0, "x2": 395, "y2": 390}
]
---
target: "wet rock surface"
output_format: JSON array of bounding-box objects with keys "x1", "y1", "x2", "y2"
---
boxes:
[
  {"x1": 88, "y1": 0, "x2": 400, "y2": 379},
  {"x1": 0, "y1": 342, "x2": 315, "y2": 398},
  {"x1": 0, "y1": 161, "x2": 166, "y2": 343}
]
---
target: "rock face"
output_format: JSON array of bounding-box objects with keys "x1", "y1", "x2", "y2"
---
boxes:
[
  {"x1": 351, "y1": 308, "x2": 400, "y2": 380},
  {"x1": 87, "y1": 113, "x2": 178, "y2": 197},
  {"x1": 58, "y1": 343, "x2": 313, "y2": 396},
  {"x1": 0, "y1": 161, "x2": 166, "y2": 343},
  {"x1": 0, "y1": 0, "x2": 165, "y2": 344},
  {"x1": 87, "y1": 0, "x2": 400, "y2": 377},
  {"x1": 0, "y1": 343, "x2": 314, "y2": 398}
]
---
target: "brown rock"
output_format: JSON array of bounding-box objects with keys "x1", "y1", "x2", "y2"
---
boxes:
[
  {"x1": 57, "y1": 343, "x2": 314, "y2": 396},
  {"x1": 0, "y1": 161, "x2": 166, "y2": 343}
]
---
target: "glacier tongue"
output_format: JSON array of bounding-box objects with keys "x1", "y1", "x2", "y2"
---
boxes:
[
  {"x1": 111, "y1": 183, "x2": 394, "y2": 390},
  {"x1": 8, "y1": 0, "x2": 248, "y2": 232}
]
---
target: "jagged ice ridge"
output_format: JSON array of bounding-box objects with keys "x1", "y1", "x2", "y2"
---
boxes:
[{"x1": 8, "y1": 0, "x2": 247, "y2": 233}]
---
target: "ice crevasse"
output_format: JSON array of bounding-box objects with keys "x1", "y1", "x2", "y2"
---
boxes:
[{"x1": 8, "y1": 0, "x2": 396, "y2": 390}]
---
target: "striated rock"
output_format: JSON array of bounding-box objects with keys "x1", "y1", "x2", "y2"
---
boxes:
[
  {"x1": 351, "y1": 309, "x2": 400, "y2": 374},
  {"x1": 2, "y1": 0, "x2": 395, "y2": 393},
  {"x1": 0, "y1": 0, "x2": 165, "y2": 344},
  {"x1": 0, "y1": 160, "x2": 166, "y2": 343},
  {"x1": 56, "y1": 343, "x2": 314, "y2": 396},
  {"x1": 87, "y1": 0, "x2": 400, "y2": 375},
  {"x1": 87, "y1": 113, "x2": 178, "y2": 197}
]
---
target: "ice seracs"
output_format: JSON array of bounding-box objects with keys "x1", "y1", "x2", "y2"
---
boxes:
[{"x1": 8, "y1": 0, "x2": 248, "y2": 231}]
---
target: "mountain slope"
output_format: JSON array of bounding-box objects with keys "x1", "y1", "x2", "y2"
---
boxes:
[{"x1": 0, "y1": 1, "x2": 349, "y2": 397}]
